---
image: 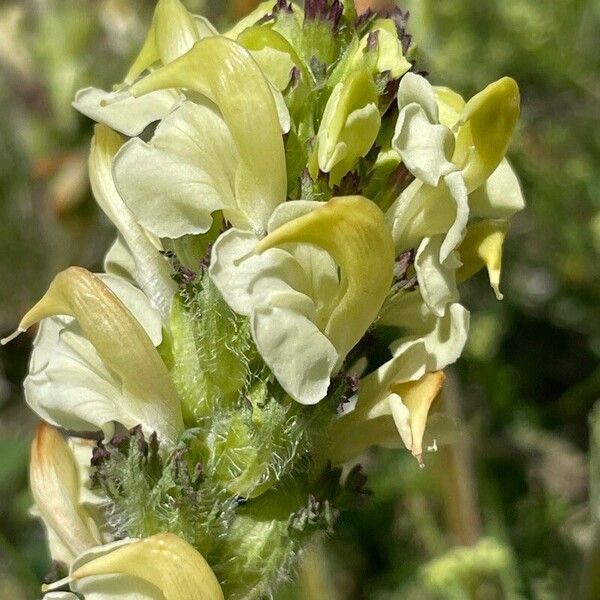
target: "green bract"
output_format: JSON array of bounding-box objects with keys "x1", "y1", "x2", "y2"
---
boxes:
[{"x1": 3, "y1": 1, "x2": 525, "y2": 599}]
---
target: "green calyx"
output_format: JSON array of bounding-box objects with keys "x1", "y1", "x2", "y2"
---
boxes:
[{"x1": 90, "y1": 421, "x2": 369, "y2": 599}]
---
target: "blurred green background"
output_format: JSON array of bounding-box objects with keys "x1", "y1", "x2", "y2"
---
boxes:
[{"x1": 1, "y1": 1, "x2": 599, "y2": 598}]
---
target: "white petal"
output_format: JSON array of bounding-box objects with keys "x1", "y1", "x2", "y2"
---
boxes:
[
  {"x1": 73, "y1": 87, "x2": 181, "y2": 136},
  {"x1": 388, "y1": 171, "x2": 469, "y2": 263},
  {"x1": 440, "y1": 171, "x2": 470, "y2": 261},
  {"x1": 209, "y1": 228, "x2": 310, "y2": 316},
  {"x1": 415, "y1": 236, "x2": 460, "y2": 317},
  {"x1": 252, "y1": 305, "x2": 338, "y2": 405},
  {"x1": 26, "y1": 324, "x2": 137, "y2": 435},
  {"x1": 114, "y1": 101, "x2": 243, "y2": 238},
  {"x1": 469, "y1": 158, "x2": 525, "y2": 219},
  {"x1": 69, "y1": 540, "x2": 164, "y2": 600},
  {"x1": 397, "y1": 72, "x2": 439, "y2": 123},
  {"x1": 103, "y1": 235, "x2": 137, "y2": 284},
  {"x1": 91, "y1": 126, "x2": 176, "y2": 319},
  {"x1": 393, "y1": 103, "x2": 456, "y2": 187}
]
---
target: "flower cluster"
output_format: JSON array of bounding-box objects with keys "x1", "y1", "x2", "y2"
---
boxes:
[{"x1": 5, "y1": 1, "x2": 524, "y2": 598}]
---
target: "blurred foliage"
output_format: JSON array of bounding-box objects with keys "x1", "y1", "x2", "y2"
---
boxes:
[{"x1": 1, "y1": 0, "x2": 599, "y2": 599}]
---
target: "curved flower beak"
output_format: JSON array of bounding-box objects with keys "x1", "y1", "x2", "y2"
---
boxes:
[
  {"x1": 30, "y1": 424, "x2": 102, "y2": 564},
  {"x1": 323, "y1": 371, "x2": 446, "y2": 466},
  {"x1": 3, "y1": 267, "x2": 183, "y2": 441},
  {"x1": 457, "y1": 219, "x2": 509, "y2": 300},
  {"x1": 43, "y1": 534, "x2": 224, "y2": 600},
  {"x1": 124, "y1": 0, "x2": 216, "y2": 84},
  {"x1": 458, "y1": 77, "x2": 520, "y2": 192}
]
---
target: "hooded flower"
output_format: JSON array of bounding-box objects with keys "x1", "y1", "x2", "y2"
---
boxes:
[
  {"x1": 210, "y1": 196, "x2": 395, "y2": 404},
  {"x1": 30, "y1": 424, "x2": 104, "y2": 566},
  {"x1": 42, "y1": 535, "x2": 224, "y2": 600},
  {"x1": 386, "y1": 72, "x2": 522, "y2": 318},
  {"x1": 16, "y1": 267, "x2": 183, "y2": 442},
  {"x1": 112, "y1": 36, "x2": 287, "y2": 238}
]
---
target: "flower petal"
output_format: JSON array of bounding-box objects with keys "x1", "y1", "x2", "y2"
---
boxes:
[
  {"x1": 393, "y1": 103, "x2": 456, "y2": 187},
  {"x1": 209, "y1": 228, "x2": 311, "y2": 316},
  {"x1": 397, "y1": 72, "x2": 440, "y2": 123},
  {"x1": 415, "y1": 236, "x2": 460, "y2": 317},
  {"x1": 457, "y1": 219, "x2": 509, "y2": 300},
  {"x1": 389, "y1": 170, "x2": 469, "y2": 263},
  {"x1": 459, "y1": 77, "x2": 520, "y2": 192},
  {"x1": 252, "y1": 305, "x2": 338, "y2": 405},
  {"x1": 129, "y1": 37, "x2": 286, "y2": 235},
  {"x1": 8, "y1": 268, "x2": 182, "y2": 441},
  {"x1": 257, "y1": 196, "x2": 395, "y2": 359},
  {"x1": 434, "y1": 86, "x2": 466, "y2": 129},
  {"x1": 103, "y1": 235, "x2": 137, "y2": 284},
  {"x1": 30, "y1": 424, "x2": 102, "y2": 564},
  {"x1": 73, "y1": 87, "x2": 181, "y2": 137},
  {"x1": 90, "y1": 125, "x2": 176, "y2": 319},
  {"x1": 469, "y1": 158, "x2": 525, "y2": 219},
  {"x1": 68, "y1": 534, "x2": 224, "y2": 600},
  {"x1": 314, "y1": 71, "x2": 381, "y2": 186},
  {"x1": 114, "y1": 101, "x2": 244, "y2": 238},
  {"x1": 390, "y1": 372, "x2": 446, "y2": 459}
]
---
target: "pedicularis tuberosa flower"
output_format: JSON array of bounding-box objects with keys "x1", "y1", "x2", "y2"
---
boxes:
[{"x1": 4, "y1": 1, "x2": 524, "y2": 598}]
